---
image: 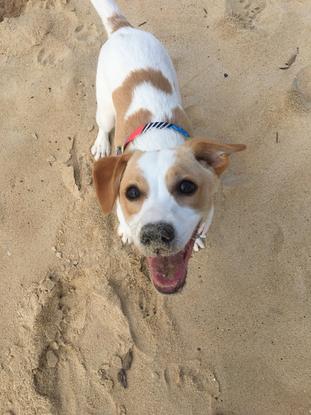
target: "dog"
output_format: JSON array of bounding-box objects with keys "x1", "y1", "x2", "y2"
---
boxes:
[{"x1": 90, "y1": 0, "x2": 246, "y2": 294}]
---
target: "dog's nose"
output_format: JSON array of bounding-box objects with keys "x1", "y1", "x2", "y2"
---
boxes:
[{"x1": 140, "y1": 222, "x2": 175, "y2": 246}]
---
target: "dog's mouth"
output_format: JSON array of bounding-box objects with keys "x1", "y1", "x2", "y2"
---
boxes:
[{"x1": 146, "y1": 231, "x2": 196, "y2": 294}]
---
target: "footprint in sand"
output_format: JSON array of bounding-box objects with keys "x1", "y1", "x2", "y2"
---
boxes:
[
  {"x1": 36, "y1": 42, "x2": 71, "y2": 66},
  {"x1": 117, "y1": 405, "x2": 127, "y2": 415},
  {"x1": 0, "y1": 0, "x2": 28, "y2": 21},
  {"x1": 292, "y1": 65, "x2": 311, "y2": 110},
  {"x1": 18, "y1": 270, "x2": 132, "y2": 415},
  {"x1": 74, "y1": 23, "x2": 99, "y2": 43},
  {"x1": 110, "y1": 274, "x2": 178, "y2": 357},
  {"x1": 164, "y1": 361, "x2": 219, "y2": 397},
  {"x1": 138, "y1": 289, "x2": 157, "y2": 319},
  {"x1": 225, "y1": 0, "x2": 266, "y2": 28},
  {"x1": 37, "y1": 47, "x2": 56, "y2": 65},
  {"x1": 111, "y1": 279, "x2": 158, "y2": 355}
]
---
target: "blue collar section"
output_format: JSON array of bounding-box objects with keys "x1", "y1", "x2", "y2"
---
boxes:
[{"x1": 142, "y1": 121, "x2": 190, "y2": 138}]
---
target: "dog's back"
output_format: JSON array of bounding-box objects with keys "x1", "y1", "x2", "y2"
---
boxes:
[
  {"x1": 90, "y1": 0, "x2": 184, "y2": 152},
  {"x1": 91, "y1": 0, "x2": 180, "y2": 94}
]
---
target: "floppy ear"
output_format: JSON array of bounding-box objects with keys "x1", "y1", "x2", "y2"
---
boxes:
[
  {"x1": 185, "y1": 139, "x2": 246, "y2": 176},
  {"x1": 93, "y1": 154, "x2": 132, "y2": 214}
]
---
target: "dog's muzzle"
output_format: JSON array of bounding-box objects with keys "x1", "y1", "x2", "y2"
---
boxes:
[{"x1": 140, "y1": 222, "x2": 175, "y2": 248}]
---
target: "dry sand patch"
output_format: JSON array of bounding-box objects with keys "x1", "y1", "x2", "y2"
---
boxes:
[{"x1": 1, "y1": 1, "x2": 311, "y2": 414}]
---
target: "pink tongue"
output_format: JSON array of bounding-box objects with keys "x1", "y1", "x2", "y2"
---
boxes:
[
  {"x1": 147, "y1": 239, "x2": 194, "y2": 294},
  {"x1": 147, "y1": 225, "x2": 199, "y2": 294},
  {"x1": 147, "y1": 252, "x2": 186, "y2": 294}
]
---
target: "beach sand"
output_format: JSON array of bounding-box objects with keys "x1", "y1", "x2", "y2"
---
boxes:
[{"x1": 1, "y1": 0, "x2": 311, "y2": 414}]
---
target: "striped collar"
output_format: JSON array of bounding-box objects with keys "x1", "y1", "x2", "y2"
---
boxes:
[{"x1": 117, "y1": 122, "x2": 191, "y2": 154}]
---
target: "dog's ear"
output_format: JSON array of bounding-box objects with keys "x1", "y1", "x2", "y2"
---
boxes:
[
  {"x1": 185, "y1": 139, "x2": 246, "y2": 176},
  {"x1": 93, "y1": 153, "x2": 132, "y2": 214}
]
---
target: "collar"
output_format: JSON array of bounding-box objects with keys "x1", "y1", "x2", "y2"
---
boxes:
[{"x1": 117, "y1": 122, "x2": 191, "y2": 154}]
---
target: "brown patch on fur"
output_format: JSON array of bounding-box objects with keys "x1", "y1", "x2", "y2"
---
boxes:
[
  {"x1": 166, "y1": 146, "x2": 217, "y2": 213},
  {"x1": 119, "y1": 152, "x2": 149, "y2": 221},
  {"x1": 112, "y1": 69, "x2": 173, "y2": 149},
  {"x1": 118, "y1": 108, "x2": 153, "y2": 149},
  {"x1": 93, "y1": 153, "x2": 132, "y2": 214},
  {"x1": 186, "y1": 139, "x2": 246, "y2": 176},
  {"x1": 166, "y1": 139, "x2": 246, "y2": 211},
  {"x1": 108, "y1": 14, "x2": 132, "y2": 33}
]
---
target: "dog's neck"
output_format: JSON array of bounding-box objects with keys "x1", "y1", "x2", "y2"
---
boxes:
[
  {"x1": 124, "y1": 105, "x2": 192, "y2": 153},
  {"x1": 127, "y1": 125, "x2": 186, "y2": 152}
]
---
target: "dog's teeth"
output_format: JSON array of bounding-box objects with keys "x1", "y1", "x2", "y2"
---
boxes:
[
  {"x1": 193, "y1": 236, "x2": 205, "y2": 252},
  {"x1": 198, "y1": 238, "x2": 205, "y2": 249}
]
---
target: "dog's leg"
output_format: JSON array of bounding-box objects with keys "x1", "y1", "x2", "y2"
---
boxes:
[
  {"x1": 193, "y1": 205, "x2": 214, "y2": 252},
  {"x1": 91, "y1": 95, "x2": 114, "y2": 159}
]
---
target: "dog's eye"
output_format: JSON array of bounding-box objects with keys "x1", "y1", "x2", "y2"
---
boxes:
[
  {"x1": 125, "y1": 185, "x2": 141, "y2": 200},
  {"x1": 178, "y1": 180, "x2": 197, "y2": 195}
]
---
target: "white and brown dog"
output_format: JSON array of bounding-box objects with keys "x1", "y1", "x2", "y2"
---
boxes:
[{"x1": 90, "y1": 0, "x2": 246, "y2": 294}]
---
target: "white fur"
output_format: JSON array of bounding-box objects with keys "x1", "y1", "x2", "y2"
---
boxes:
[
  {"x1": 125, "y1": 83, "x2": 181, "y2": 120},
  {"x1": 129, "y1": 128, "x2": 185, "y2": 152},
  {"x1": 125, "y1": 150, "x2": 201, "y2": 252},
  {"x1": 96, "y1": 28, "x2": 181, "y2": 98},
  {"x1": 90, "y1": 0, "x2": 182, "y2": 158}
]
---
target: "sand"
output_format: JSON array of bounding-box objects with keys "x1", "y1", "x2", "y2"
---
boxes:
[{"x1": 1, "y1": 0, "x2": 311, "y2": 414}]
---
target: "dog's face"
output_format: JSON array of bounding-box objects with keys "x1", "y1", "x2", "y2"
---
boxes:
[
  {"x1": 118, "y1": 145, "x2": 217, "y2": 254},
  {"x1": 93, "y1": 139, "x2": 245, "y2": 293}
]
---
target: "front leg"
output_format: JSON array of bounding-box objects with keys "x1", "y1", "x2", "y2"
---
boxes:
[
  {"x1": 193, "y1": 205, "x2": 214, "y2": 252},
  {"x1": 91, "y1": 90, "x2": 115, "y2": 160},
  {"x1": 91, "y1": 129, "x2": 111, "y2": 160}
]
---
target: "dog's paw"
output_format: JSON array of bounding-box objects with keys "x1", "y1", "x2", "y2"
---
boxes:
[
  {"x1": 91, "y1": 134, "x2": 110, "y2": 160},
  {"x1": 118, "y1": 224, "x2": 133, "y2": 245},
  {"x1": 193, "y1": 221, "x2": 210, "y2": 252}
]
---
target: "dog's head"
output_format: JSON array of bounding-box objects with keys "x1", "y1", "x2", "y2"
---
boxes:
[{"x1": 93, "y1": 139, "x2": 245, "y2": 293}]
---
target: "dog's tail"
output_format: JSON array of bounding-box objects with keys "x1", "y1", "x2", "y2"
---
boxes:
[{"x1": 90, "y1": 0, "x2": 132, "y2": 36}]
